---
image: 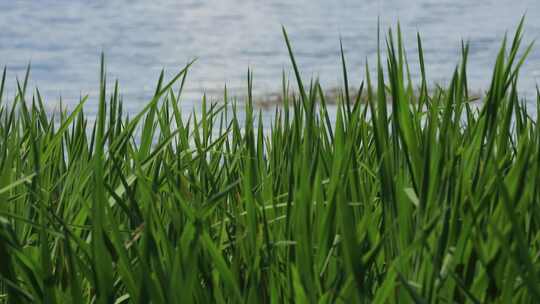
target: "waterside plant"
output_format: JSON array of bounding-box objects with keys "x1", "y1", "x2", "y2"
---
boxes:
[{"x1": 0, "y1": 20, "x2": 539, "y2": 302}]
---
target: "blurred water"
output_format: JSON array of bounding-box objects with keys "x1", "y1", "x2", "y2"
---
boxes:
[{"x1": 0, "y1": 0, "x2": 539, "y2": 115}]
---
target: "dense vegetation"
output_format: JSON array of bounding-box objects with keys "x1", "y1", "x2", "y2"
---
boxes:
[{"x1": 1, "y1": 20, "x2": 540, "y2": 303}]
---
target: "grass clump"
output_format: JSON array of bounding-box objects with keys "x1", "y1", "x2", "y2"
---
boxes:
[{"x1": 1, "y1": 19, "x2": 540, "y2": 303}]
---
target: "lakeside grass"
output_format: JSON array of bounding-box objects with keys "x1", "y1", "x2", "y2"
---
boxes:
[{"x1": 1, "y1": 20, "x2": 540, "y2": 302}]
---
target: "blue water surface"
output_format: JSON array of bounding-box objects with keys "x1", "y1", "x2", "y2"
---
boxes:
[{"x1": 0, "y1": 0, "x2": 539, "y2": 114}]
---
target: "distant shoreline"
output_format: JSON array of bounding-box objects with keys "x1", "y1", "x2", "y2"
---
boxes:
[{"x1": 251, "y1": 87, "x2": 483, "y2": 109}]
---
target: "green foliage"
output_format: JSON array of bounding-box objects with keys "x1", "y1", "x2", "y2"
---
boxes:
[{"x1": 1, "y1": 20, "x2": 539, "y2": 302}]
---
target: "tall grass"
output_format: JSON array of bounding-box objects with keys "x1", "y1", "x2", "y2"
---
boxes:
[{"x1": 0, "y1": 20, "x2": 539, "y2": 302}]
